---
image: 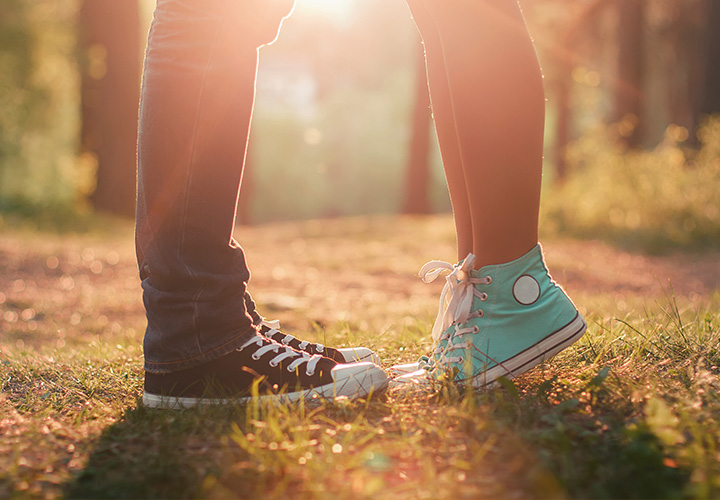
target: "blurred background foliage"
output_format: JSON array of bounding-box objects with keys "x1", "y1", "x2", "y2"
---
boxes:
[
  {"x1": 0, "y1": 0, "x2": 83, "y2": 212},
  {"x1": 0, "y1": 0, "x2": 719, "y2": 251},
  {"x1": 541, "y1": 118, "x2": 720, "y2": 252}
]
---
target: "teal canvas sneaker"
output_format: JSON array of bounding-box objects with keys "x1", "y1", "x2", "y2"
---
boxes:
[{"x1": 392, "y1": 244, "x2": 586, "y2": 387}]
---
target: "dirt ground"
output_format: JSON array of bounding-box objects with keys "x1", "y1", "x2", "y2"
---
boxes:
[{"x1": 1, "y1": 216, "x2": 719, "y2": 349}]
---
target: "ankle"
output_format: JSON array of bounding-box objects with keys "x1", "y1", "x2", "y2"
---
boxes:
[{"x1": 471, "y1": 241, "x2": 539, "y2": 269}]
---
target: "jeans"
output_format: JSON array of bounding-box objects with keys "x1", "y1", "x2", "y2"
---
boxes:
[{"x1": 136, "y1": 0, "x2": 294, "y2": 373}]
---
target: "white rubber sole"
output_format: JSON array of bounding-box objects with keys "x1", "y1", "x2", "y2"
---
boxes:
[
  {"x1": 388, "y1": 361, "x2": 423, "y2": 377},
  {"x1": 143, "y1": 362, "x2": 389, "y2": 410},
  {"x1": 391, "y1": 313, "x2": 587, "y2": 389}
]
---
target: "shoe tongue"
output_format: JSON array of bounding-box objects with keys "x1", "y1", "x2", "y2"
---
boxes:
[{"x1": 317, "y1": 355, "x2": 338, "y2": 369}]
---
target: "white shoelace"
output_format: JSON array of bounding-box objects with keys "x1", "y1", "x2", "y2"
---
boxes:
[
  {"x1": 261, "y1": 319, "x2": 325, "y2": 353},
  {"x1": 419, "y1": 253, "x2": 491, "y2": 342},
  {"x1": 238, "y1": 335, "x2": 322, "y2": 376},
  {"x1": 435, "y1": 324, "x2": 479, "y2": 365}
]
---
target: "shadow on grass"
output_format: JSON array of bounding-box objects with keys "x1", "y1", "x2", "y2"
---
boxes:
[
  {"x1": 488, "y1": 374, "x2": 692, "y2": 500},
  {"x1": 63, "y1": 385, "x2": 692, "y2": 500},
  {"x1": 518, "y1": 403, "x2": 690, "y2": 499},
  {"x1": 64, "y1": 403, "x2": 249, "y2": 500}
]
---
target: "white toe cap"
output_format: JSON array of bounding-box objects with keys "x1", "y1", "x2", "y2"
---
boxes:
[
  {"x1": 330, "y1": 361, "x2": 388, "y2": 398},
  {"x1": 337, "y1": 347, "x2": 381, "y2": 365}
]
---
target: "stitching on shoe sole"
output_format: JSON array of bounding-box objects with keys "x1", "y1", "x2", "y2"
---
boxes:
[
  {"x1": 143, "y1": 367, "x2": 389, "y2": 409},
  {"x1": 467, "y1": 313, "x2": 587, "y2": 387}
]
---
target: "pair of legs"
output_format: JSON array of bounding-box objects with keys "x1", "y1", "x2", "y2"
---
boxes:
[
  {"x1": 406, "y1": 0, "x2": 545, "y2": 267},
  {"x1": 396, "y1": 0, "x2": 588, "y2": 385},
  {"x1": 136, "y1": 0, "x2": 546, "y2": 374}
]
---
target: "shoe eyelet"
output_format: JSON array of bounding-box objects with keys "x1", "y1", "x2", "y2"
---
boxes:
[
  {"x1": 457, "y1": 356, "x2": 464, "y2": 363},
  {"x1": 477, "y1": 310, "x2": 484, "y2": 318},
  {"x1": 287, "y1": 365, "x2": 296, "y2": 372},
  {"x1": 269, "y1": 360, "x2": 279, "y2": 368},
  {"x1": 251, "y1": 353, "x2": 261, "y2": 361},
  {"x1": 473, "y1": 325, "x2": 480, "y2": 333},
  {"x1": 305, "y1": 370, "x2": 315, "y2": 377},
  {"x1": 481, "y1": 293, "x2": 488, "y2": 301},
  {"x1": 485, "y1": 276, "x2": 492, "y2": 284}
]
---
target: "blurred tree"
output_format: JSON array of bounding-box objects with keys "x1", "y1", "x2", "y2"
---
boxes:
[
  {"x1": 403, "y1": 45, "x2": 432, "y2": 214},
  {"x1": 79, "y1": 0, "x2": 141, "y2": 217},
  {"x1": 0, "y1": 0, "x2": 80, "y2": 210},
  {"x1": 552, "y1": 43, "x2": 573, "y2": 184},
  {"x1": 652, "y1": 0, "x2": 704, "y2": 139},
  {"x1": 549, "y1": 0, "x2": 611, "y2": 183},
  {"x1": 700, "y1": 0, "x2": 720, "y2": 117},
  {"x1": 614, "y1": 0, "x2": 646, "y2": 148},
  {"x1": 0, "y1": 0, "x2": 34, "y2": 199}
]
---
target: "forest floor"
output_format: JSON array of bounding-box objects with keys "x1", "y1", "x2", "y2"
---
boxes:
[{"x1": 2, "y1": 215, "x2": 719, "y2": 499}]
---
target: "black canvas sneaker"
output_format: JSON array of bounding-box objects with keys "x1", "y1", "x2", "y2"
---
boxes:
[{"x1": 143, "y1": 333, "x2": 388, "y2": 409}]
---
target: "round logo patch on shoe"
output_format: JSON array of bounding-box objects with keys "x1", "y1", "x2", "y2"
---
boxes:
[{"x1": 513, "y1": 275, "x2": 541, "y2": 305}]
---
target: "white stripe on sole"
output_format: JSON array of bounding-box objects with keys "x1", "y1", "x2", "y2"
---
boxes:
[
  {"x1": 143, "y1": 364, "x2": 388, "y2": 410},
  {"x1": 468, "y1": 313, "x2": 587, "y2": 388},
  {"x1": 389, "y1": 313, "x2": 587, "y2": 389}
]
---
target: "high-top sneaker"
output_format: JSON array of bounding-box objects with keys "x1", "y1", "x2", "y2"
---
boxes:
[
  {"x1": 144, "y1": 333, "x2": 388, "y2": 409},
  {"x1": 392, "y1": 244, "x2": 586, "y2": 387}
]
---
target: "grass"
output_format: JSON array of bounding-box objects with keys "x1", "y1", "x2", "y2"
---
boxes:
[{"x1": 1, "y1": 215, "x2": 720, "y2": 499}]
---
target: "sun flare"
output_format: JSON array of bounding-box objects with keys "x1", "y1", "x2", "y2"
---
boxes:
[{"x1": 301, "y1": 0, "x2": 355, "y2": 19}]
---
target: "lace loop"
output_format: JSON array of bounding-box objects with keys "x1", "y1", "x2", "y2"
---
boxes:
[
  {"x1": 239, "y1": 335, "x2": 321, "y2": 376},
  {"x1": 419, "y1": 253, "x2": 491, "y2": 341}
]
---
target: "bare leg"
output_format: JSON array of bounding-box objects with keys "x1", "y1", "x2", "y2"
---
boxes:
[
  {"x1": 409, "y1": 0, "x2": 545, "y2": 268},
  {"x1": 406, "y1": 0, "x2": 472, "y2": 260},
  {"x1": 396, "y1": 0, "x2": 586, "y2": 388}
]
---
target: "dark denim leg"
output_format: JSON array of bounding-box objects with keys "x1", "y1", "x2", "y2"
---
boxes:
[
  {"x1": 136, "y1": 0, "x2": 292, "y2": 374},
  {"x1": 245, "y1": 291, "x2": 263, "y2": 326}
]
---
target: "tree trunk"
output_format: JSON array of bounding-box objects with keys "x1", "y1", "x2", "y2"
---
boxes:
[
  {"x1": 553, "y1": 57, "x2": 572, "y2": 185},
  {"x1": 614, "y1": 0, "x2": 646, "y2": 148},
  {"x1": 403, "y1": 45, "x2": 432, "y2": 214},
  {"x1": 80, "y1": 0, "x2": 141, "y2": 217},
  {"x1": 551, "y1": 0, "x2": 612, "y2": 184},
  {"x1": 700, "y1": 0, "x2": 720, "y2": 117}
]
